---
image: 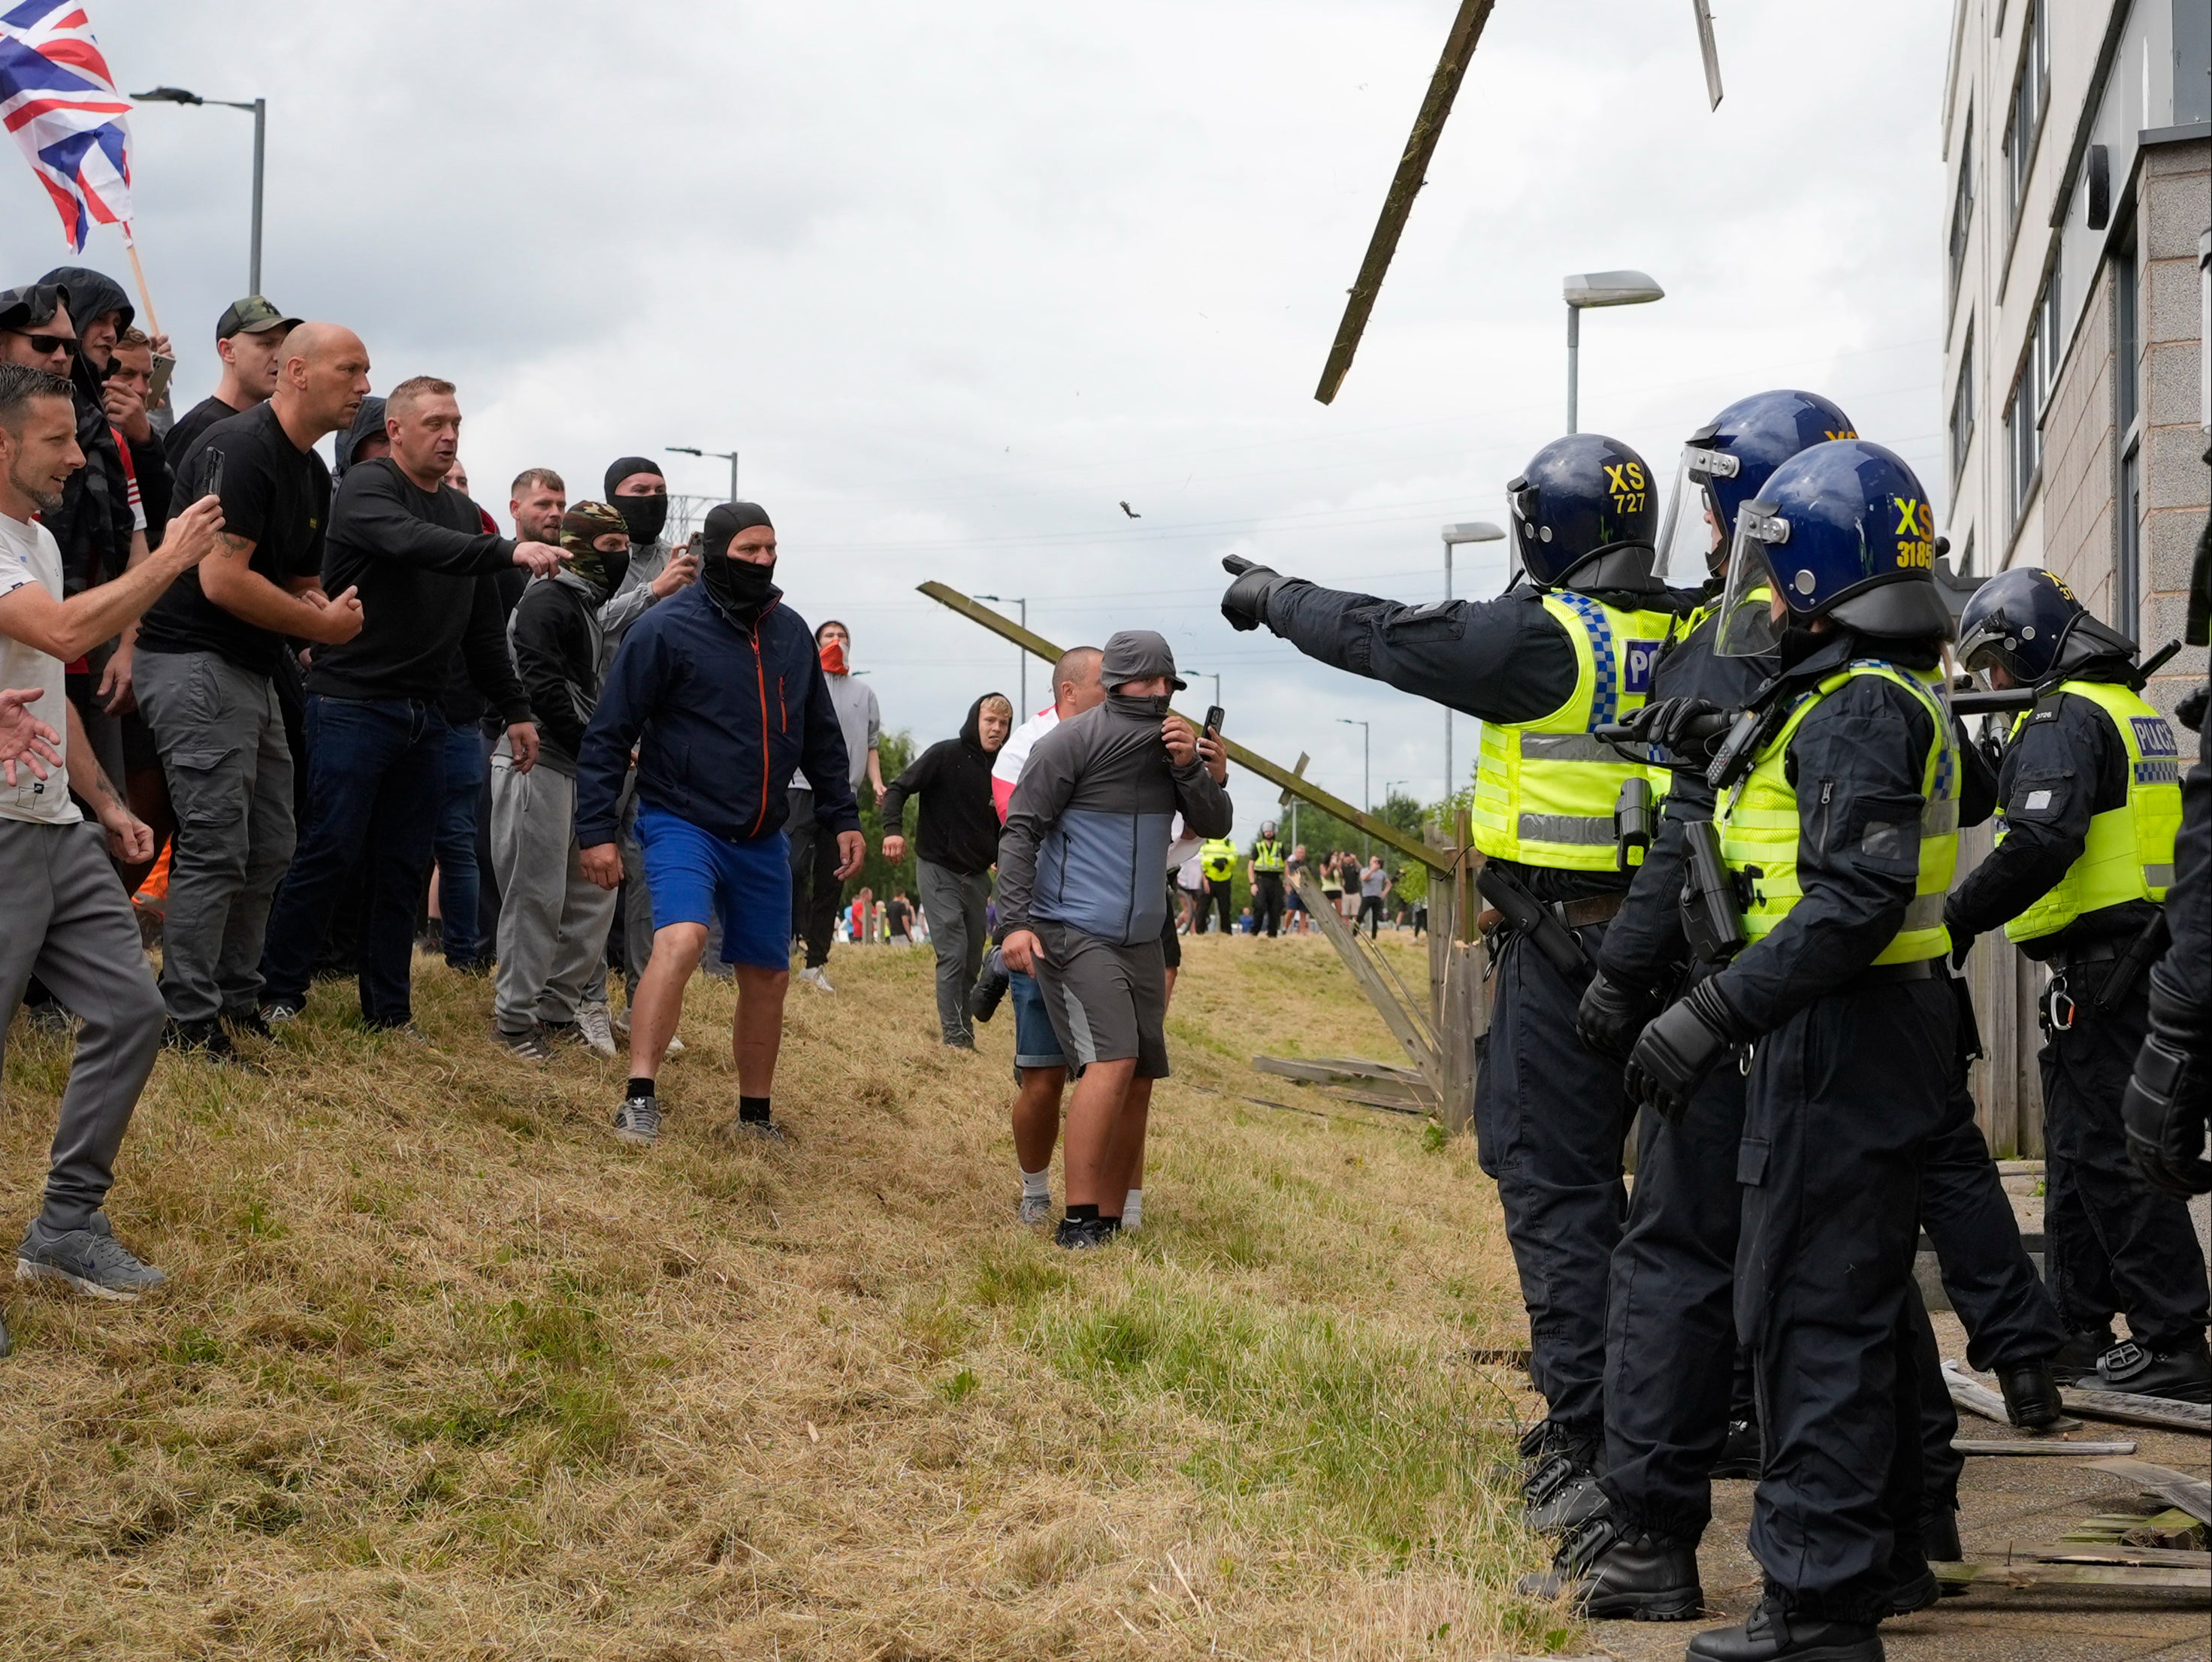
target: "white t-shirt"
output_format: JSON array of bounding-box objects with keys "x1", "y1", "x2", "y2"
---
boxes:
[{"x1": 0, "y1": 510, "x2": 79, "y2": 825}]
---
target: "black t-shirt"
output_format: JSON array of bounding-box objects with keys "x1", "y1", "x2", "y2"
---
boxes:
[
  {"x1": 887, "y1": 898, "x2": 913, "y2": 935},
  {"x1": 164, "y1": 393, "x2": 251, "y2": 470},
  {"x1": 136, "y1": 400, "x2": 329, "y2": 675}
]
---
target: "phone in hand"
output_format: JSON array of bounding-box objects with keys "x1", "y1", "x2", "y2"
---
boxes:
[
  {"x1": 196, "y1": 446, "x2": 225, "y2": 503},
  {"x1": 148, "y1": 352, "x2": 176, "y2": 406},
  {"x1": 1201, "y1": 705, "x2": 1225, "y2": 745}
]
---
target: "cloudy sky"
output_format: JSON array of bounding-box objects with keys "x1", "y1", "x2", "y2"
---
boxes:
[{"x1": 5, "y1": 1, "x2": 1953, "y2": 835}]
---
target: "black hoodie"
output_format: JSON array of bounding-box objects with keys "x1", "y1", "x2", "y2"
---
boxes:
[
  {"x1": 878, "y1": 694, "x2": 1007, "y2": 875},
  {"x1": 38, "y1": 264, "x2": 169, "y2": 592}
]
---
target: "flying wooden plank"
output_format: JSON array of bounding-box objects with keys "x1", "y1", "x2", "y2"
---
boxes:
[
  {"x1": 1313, "y1": 0, "x2": 1497, "y2": 405},
  {"x1": 1691, "y1": 0, "x2": 1723, "y2": 109}
]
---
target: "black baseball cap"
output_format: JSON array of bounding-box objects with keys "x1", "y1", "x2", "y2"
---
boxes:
[{"x1": 216, "y1": 295, "x2": 300, "y2": 339}]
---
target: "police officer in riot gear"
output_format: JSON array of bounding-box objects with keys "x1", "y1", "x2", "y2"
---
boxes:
[
  {"x1": 1222, "y1": 432, "x2": 1684, "y2": 1531},
  {"x1": 2124, "y1": 498, "x2": 2212, "y2": 1198},
  {"x1": 1247, "y1": 820, "x2": 1288, "y2": 937},
  {"x1": 1540, "y1": 397, "x2": 2066, "y2": 1620},
  {"x1": 1196, "y1": 835, "x2": 1237, "y2": 934},
  {"x1": 1621, "y1": 440, "x2": 1961, "y2": 1660},
  {"x1": 1948, "y1": 567, "x2": 2210, "y2": 1403}
]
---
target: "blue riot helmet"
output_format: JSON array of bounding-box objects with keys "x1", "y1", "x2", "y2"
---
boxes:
[
  {"x1": 1506, "y1": 434, "x2": 1661, "y2": 589},
  {"x1": 1955, "y1": 566, "x2": 2136, "y2": 687},
  {"x1": 1653, "y1": 390, "x2": 1857, "y2": 583},
  {"x1": 1714, "y1": 440, "x2": 1955, "y2": 655}
]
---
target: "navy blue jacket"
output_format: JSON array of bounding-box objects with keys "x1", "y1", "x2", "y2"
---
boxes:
[{"x1": 575, "y1": 582, "x2": 860, "y2": 849}]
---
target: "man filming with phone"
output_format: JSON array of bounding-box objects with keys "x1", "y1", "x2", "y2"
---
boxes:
[{"x1": 133, "y1": 322, "x2": 371, "y2": 1059}]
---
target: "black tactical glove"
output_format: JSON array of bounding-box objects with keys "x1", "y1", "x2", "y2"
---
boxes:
[
  {"x1": 1575, "y1": 968, "x2": 1661, "y2": 1064},
  {"x1": 2123, "y1": 972, "x2": 2212, "y2": 1197},
  {"x1": 1624, "y1": 979, "x2": 1742, "y2": 1124},
  {"x1": 1220, "y1": 555, "x2": 1289, "y2": 633},
  {"x1": 1625, "y1": 695, "x2": 1728, "y2": 763},
  {"x1": 1942, "y1": 899, "x2": 1978, "y2": 971}
]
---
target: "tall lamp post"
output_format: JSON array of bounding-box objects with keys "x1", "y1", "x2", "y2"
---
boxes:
[
  {"x1": 1337, "y1": 717, "x2": 1370, "y2": 856},
  {"x1": 1440, "y1": 520, "x2": 1503, "y2": 797},
  {"x1": 666, "y1": 446, "x2": 740, "y2": 502},
  {"x1": 130, "y1": 86, "x2": 266, "y2": 295},
  {"x1": 1563, "y1": 270, "x2": 1664, "y2": 434},
  {"x1": 974, "y1": 594, "x2": 1029, "y2": 713}
]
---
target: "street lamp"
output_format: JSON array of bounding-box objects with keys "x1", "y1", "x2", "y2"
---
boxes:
[
  {"x1": 1184, "y1": 670, "x2": 1222, "y2": 712},
  {"x1": 666, "y1": 446, "x2": 740, "y2": 502},
  {"x1": 1337, "y1": 717, "x2": 1370, "y2": 856},
  {"x1": 975, "y1": 594, "x2": 1029, "y2": 713},
  {"x1": 1440, "y1": 520, "x2": 1504, "y2": 796},
  {"x1": 131, "y1": 86, "x2": 266, "y2": 295},
  {"x1": 1563, "y1": 270, "x2": 1664, "y2": 434}
]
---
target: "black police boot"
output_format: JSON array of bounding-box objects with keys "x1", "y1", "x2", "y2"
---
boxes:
[
  {"x1": 1685, "y1": 1592, "x2": 1883, "y2": 1661},
  {"x1": 2092, "y1": 1337, "x2": 2212, "y2": 1404},
  {"x1": 1709, "y1": 1416, "x2": 1763, "y2": 1479},
  {"x1": 1516, "y1": 1512, "x2": 1703, "y2": 1621},
  {"x1": 2050, "y1": 1329, "x2": 2114, "y2": 1384},
  {"x1": 1997, "y1": 1358, "x2": 2066, "y2": 1428},
  {"x1": 1519, "y1": 1421, "x2": 1606, "y2": 1535}
]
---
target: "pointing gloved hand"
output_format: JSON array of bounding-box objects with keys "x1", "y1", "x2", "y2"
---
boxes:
[
  {"x1": 1574, "y1": 968, "x2": 1662, "y2": 1064},
  {"x1": 1624, "y1": 979, "x2": 1744, "y2": 1124},
  {"x1": 1220, "y1": 555, "x2": 1289, "y2": 633},
  {"x1": 1624, "y1": 695, "x2": 1728, "y2": 762},
  {"x1": 2123, "y1": 975, "x2": 2212, "y2": 1198}
]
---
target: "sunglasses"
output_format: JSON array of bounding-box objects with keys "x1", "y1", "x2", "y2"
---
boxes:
[{"x1": 6, "y1": 331, "x2": 78, "y2": 357}]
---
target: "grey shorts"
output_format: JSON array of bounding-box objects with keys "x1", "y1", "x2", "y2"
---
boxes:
[{"x1": 1033, "y1": 921, "x2": 1170, "y2": 1080}]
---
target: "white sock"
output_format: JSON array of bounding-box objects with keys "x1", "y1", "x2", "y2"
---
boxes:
[
  {"x1": 1121, "y1": 1189, "x2": 1143, "y2": 1230},
  {"x1": 1020, "y1": 1168, "x2": 1050, "y2": 1201}
]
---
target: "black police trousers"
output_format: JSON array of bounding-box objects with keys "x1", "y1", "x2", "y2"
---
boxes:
[
  {"x1": 2040, "y1": 964, "x2": 2212, "y2": 1349},
  {"x1": 1474, "y1": 921, "x2": 1633, "y2": 1437},
  {"x1": 1739, "y1": 978, "x2": 1954, "y2": 1624},
  {"x1": 1253, "y1": 872, "x2": 1284, "y2": 937}
]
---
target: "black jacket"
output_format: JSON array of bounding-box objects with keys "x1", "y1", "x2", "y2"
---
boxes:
[
  {"x1": 506, "y1": 572, "x2": 609, "y2": 777},
  {"x1": 2147, "y1": 690, "x2": 2208, "y2": 1029},
  {"x1": 878, "y1": 694, "x2": 1005, "y2": 875},
  {"x1": 1262, "y1": 573, "x2": 1686, "y2": 902},
  {"x1": 307, "y1": 458, "x2": 529, "y2": 723},
  {"x1": 1706, "y1": 632, "x2": 1950, "y2": 1038},
  {"x1": 38, "y1": 265, "x2": 168, "y2": 593},
  {"x1": 1945, "y1": 664, "x2": 2159, "y2": 960}
]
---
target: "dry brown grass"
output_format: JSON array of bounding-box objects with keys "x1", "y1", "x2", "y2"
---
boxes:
[{"x1": 0, "y1": 932, "x2": 1574, "y2": 1660}]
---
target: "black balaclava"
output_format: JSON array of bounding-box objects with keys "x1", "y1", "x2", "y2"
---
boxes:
[
  {"x1": 605, "y1": 455, "x2": 668, "y2": 545},
  {"x1": 700, "y1": 500, "x2": 778, "y2": 623}
]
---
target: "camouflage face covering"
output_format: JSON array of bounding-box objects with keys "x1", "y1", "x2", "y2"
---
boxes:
[{"x1": 560, "y1": 500, "x2": 631, "y2": 594}]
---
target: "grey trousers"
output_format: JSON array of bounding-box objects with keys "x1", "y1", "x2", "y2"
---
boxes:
[
  {"x1": 917, "y1": 859, "x2": 990, "y2": 1042},
  {"x1": 134, "y1": 649, "x2": 295, "y2": 1023},
  {"x1": 491, "y1": 762, "x2": 620, "y2": 1032},
  {"x1": 0, "y1": 817, "x2": 166, "y2": 1231}
]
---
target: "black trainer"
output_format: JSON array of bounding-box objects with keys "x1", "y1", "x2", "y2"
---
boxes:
[
  {"x1": 1053, "y1": 1213, "x2": 1119, "y2": 1250},
  {"x1": 2092, "y1": 1337, "x2": 2212, "y2": 1404},
  {"x1": 222, "y1": 1006, "x2": 272, "y2": 1041},
  {"x1": 1997, "y1": 1358, "x2": 2065, "y2": 1428},
  {"x1": 162, "y1": 1017, "x2": 236, "y2": 1062},
  {"x1": 1710, "y1": 1416, "x2": 1762, "y2": 1479},
  {"x1": 1517, "y1": 1512, "x2": 1703, "y2": 1621},
  {"x1": 1685, "y1": 1593, "x2": 1882, "y2": 1661},
  {"x1": 968, "y1": 952, "x2": 1011, "y2": 1023}
]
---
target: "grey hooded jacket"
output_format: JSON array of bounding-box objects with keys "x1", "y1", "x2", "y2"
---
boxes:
[{"x1": 996, "y1": 693, "x2": 1233, "y2": 946}]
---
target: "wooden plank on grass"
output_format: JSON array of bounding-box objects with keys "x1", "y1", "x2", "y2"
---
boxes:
[
  {"x1": 1954, "y1": 1439, "x2": 2137, "y2": 1456},
  {"x1": 1932, "y1": 1560, "x2": 2210, "y2": 1592},
  {"x1": 2029, "y1": 1546, "x2": 2212, "y2": 1568},
  {"x1": 1293, "y1": 869, "x2": 1441, "y2": 1094},
  {"x1": 2087, "y1": 1458, "x2": 2212, "y2": 1525},
  {"x1": 2061, "y1": 1386, "x2": 2212, "y2": 1436}
]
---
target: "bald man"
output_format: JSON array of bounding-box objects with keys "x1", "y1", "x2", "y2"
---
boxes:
[{"x1": 133, "y1": 323, "x2": 370, "y2": 1059}]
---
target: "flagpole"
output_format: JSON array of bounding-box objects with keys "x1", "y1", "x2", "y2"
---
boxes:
[{"x1": 119, "y1": 226, "x2": 162, "y2": 341}]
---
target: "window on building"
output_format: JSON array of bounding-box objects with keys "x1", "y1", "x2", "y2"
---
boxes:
[
  {"x1": 1948, "y1": 118, "x2": 1975, "y2": 310},
  {"x1": 1951, "y1": 323, "x2": 1976, "y2": 485},
  {"x1": 2114, "y1": 240, "x2": 2138, "y2": 434},
  {"x1": 2002, "y1": 1, "x2": 2050, "y2": 237},
  {"x1": 2114, "y1": 237, "x2": 2141, "y2": 639},
  {"x1": 2005, "y1": 266, "x2": 2061, "y2": 526}
]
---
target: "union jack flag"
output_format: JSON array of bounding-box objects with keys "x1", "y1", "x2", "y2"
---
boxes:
[{"x1": 0, "y1": 2, "x2": 134, "y2": 251}]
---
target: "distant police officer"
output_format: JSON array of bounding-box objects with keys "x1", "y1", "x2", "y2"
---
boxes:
[
  {"x1": 1198, "y1": 834, "x2": 1237, "y2": 934},
  {"x1": 1247, "y1": 820, "x2": 1287, "y2": 937},
  {"x1": 1948, "y1": 568, "x2": 2210, "y2": 1403},
  {"x1": 1222, "y1": 433, "x2": 1682, "y2": 1528},
  {"x1": 2123, "y1": 500, "x2": 2212, "y2": 1201},
  {"x1": 1622, "y1": 440, "x2": 1961, "y2": 1660}
]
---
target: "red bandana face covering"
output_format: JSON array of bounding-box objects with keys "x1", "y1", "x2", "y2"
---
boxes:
[{"x1": 819, "y1": 639, "x2": 848, "y2": 675}]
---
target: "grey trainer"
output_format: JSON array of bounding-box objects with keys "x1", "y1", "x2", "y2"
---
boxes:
[
  {"x1": 573, "y1": 1002, "x2": 617, "y2": 1059},
  {"x1": 1018, "y1": 1192, "x2": 1053, "y2": 1225},
  {"x1": 17, "y1": 1215, "x2": 168, "y2": 1301},
  {"x1": 612, "y1": 1092, "x2": 662, "y2": 1147}
]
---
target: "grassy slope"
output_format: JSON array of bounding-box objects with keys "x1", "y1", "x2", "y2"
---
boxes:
[{"x1": 0, "y1": 934, "x2": 1570, "y2": 1660}]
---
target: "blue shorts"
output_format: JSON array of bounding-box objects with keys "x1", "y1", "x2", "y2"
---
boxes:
[
  {"x1": 1011, "y1": 968, "x2": 1066, "y2": 1073},
  {"x1": 634, "y1": 808, "x2": 791, "y2": 970}
]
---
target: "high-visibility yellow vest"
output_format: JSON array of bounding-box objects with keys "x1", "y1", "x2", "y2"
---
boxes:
[
  {"x1": 1718, "y1": 659, "x2": 1960, "y2": 966},
  {"x1": 1201, "y1": 838, "x2": 1237, "y2": 881},
  {"x1": 1250, "y1": 838, "x2": 1286, "y2": 873},
  {"x1": 1999, "y1": 680, "x2": 2182, "y2": 944},
  {"x1": 1472, "y1": 590, "x2": 1678, "y2": 870}
]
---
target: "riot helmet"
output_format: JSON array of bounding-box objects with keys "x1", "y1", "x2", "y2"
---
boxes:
[
  {"x1": 1654, "y1": 390, "x2": 1857, "y2": 583},
  {"x1": 1956, "y1": 566, "x2": 2136, "y2": 687},
  {"x1": 1506, "y1": 434, "x2": 1660, "y2": 589}
]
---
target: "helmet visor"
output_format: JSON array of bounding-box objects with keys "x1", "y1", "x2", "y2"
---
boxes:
[
  {"x1": 1954, "y1": 615, "x2": 2011, "y2": 678},
  {"x1": 1713, "y1": 505, "x2": 1790, "y2": 657},
  {"x1": 1654, "y1": 445, "x2": 1738, "y2": 585}
]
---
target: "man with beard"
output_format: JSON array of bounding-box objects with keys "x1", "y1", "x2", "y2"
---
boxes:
[
  {"x1": 577, "y1": 502, "x2": 863, "y2": 1147},
  {"x1": 490, "y1": 501, "x2": 630, "y2": 1062}
]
